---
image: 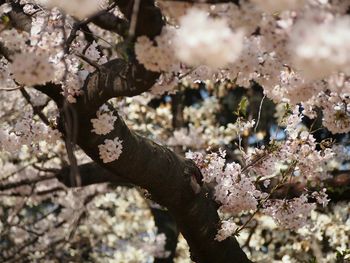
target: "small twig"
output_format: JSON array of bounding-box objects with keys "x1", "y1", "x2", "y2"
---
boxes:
[
  {"x1": 64, "y1": 2, "x2": 117, "y2": 53},
  {"x1": 129, "y1": 0, "x2": 141, "y2": 38},
  {"x1": 254, "y1": 94, "x2": 265, "y2": 133},
  {"x1": 242, "y1": 223, "x2": 258, "y2": 249},
  {"x1": 0, "y1": 86, "x2": 21, "y2": 91}
]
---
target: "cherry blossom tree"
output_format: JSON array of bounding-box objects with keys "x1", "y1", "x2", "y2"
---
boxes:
[{"x1": 0, "y1": 0, "x2": 350, "y2": 262}]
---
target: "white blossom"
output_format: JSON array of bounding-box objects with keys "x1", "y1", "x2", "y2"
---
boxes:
[
  {"x1": 290, "y1": 14, "x2": 350, "y2": 79},
  {"x1": 135, "y1": 27, "x2": 179, "y2": 72},
  {"x1": 312, "y1": 188, "x2": 329, "y2": 207},
  {"x1": 174, "y1": 8, "x2": 244, "y2": 69},
  {"x1": 187, "y1": 149, "x2": 265, "y2": 215},
  {"x1": 98, "y1": 137, "x2": 123, "y2": 163},
  {"x1": 10, "y1": 51, "x2": 55, "y2": 86},
  {"x1": 215, "y1": 220, "x2": 238, "y2": 241},
  {"x1": 91, "y1": 106, "x2": 117, "y2": 135},
  {"x1": 263, "y1": 195, "x2": 316, "y2": 230}
]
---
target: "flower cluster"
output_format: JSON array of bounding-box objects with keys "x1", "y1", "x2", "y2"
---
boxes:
[
  {"x1": 91, "y1": 105, "x2": 117, "y2": 135},
  {"x1": 0, "y1": 112, "x2": 61, "y2": 154},
  {"x1": 311, "y1": 188, "x2": 329, "y2": 207},
  {"x1": 263, "y1": 189, "x2": 330, "y2": 231},
  {"x1": 215, "y1": 220, "x2": 238, "y2": 241},
  {"x1": 246, "y1": 107, "x2": 334, "y2": 183},
  {"x1": 141, "y1": 233, "x2": 170, "y2": 259},
  {"x1": 135, "y1": 27, "x2": 179, "y2": 72},
  {"x1": 167, "y1": 125, "x2": 205, "y2": 150},
  {"x1": 174, "y1": 8, "x2": 244, "y2": 69},
  {"x1": 10, "y1": 51, "x2": 55, "y2": 86},
  {"x1": 0, "y1": 29, "x2": 29, "y2": 51},
  {"x1": 263, "y1": 195, "x2": 316, "y2": 230},
  {"x1": 186, "y1": 150, "x2": 265, "y2": 214},
  {"x1": 98, "y1": 137, "x2": 123, "y2": 163},
  {"x1": 290, "y1": 14, "x2": 350, "y2": 80}
]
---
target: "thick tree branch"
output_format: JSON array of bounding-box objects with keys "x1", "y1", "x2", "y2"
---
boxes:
[
  {"x1": 7, "y1": 0, "x2": 250, "y2": 261},
  {"x1": 36, "y1": 79, "x2": 251, "y2": 263},
  {"x1": 56, "y1": 162, "x2": 131, "y2": 187}
]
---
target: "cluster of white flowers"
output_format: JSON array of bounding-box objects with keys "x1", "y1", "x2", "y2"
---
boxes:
[
  {"x1": 263, "y1": 195, "x2": 316, "y2": 231},
  {"x1": 0, "y1": 113, "x2": 61, "y2": 154},
  {"x1": 174, "y1": 8, "x2": 244, "y2": 69},
  {"x1": 243, "y1": 146, "x2": 277, "y2": 180},
  {"x1": 9, "y1": 51, "x2": 55, "y2": 86},
  {"x1": 180, "y1": 97, "x2": 258, "y2": 147},
  {"x1": 149, "y1": 73, "x2": 179, "y2": 96},
  {"x1": 0, "y1": 129, "x2": 21, "y2": 154},
  {"x1": 186, "y1": 150, "x2": 265, "y2": 214},
  {"x1": 167, "y1": 125, "x2": 205, "y2": 149},
  {"x1": 91, "y1": 105, "x2": 117, "y2": 135},
  {"x1": 61, "y1": 72, "x2": 85, "y2": 103},
  {"x1": 30, "y1": 9, "x2": 65, "y2": 49},
  {"x1": 320, "y1": 92, "x2": 350, "y2": 134},
  {"x1": 184, "y1": 145, "x2": 334, "y2": 238},
  {"x1": 0, "y1": 58, "x2": 17, "y2": 90},
  {"x1": 141, "y1": 233, "x2": 170, "y2": 259},
  {"x1": 0, "y1": 2, "x2": 11, "y2": 16},
  {"x1": 0, "y1": 29, "x2": 29, "y2": 51},
  {"x1": 229, "y1": 118, "x2": 256, "y2": 135},
  {"x1": 73, "y1": 40, "x2": 105, "y2": 64},
  {"x1": 215, "y1": 162, "x2": 265, "y2": 214},
  {"x1": 49, "y1": 53, "x2": 86, "y2": 103},
  {"x1": 246, "y1": 107, "x2": 334, "y2": 182},
  {"x1": 83, "y1": 41, "x2": 102, "y2": 61},
  {"x1": 215, "y1": 220, "x2": 238, "y2": 241},
  {"x1": 281, "y1": 133, "x2": 334, "y2": 181},
  {"x1": 283, "y1": 109, "x2": 334, "y2": 178},
  {"x1": 135, "y1": 7, "x2": 245, "y2": 74},
  {"x1": 290, "y1": 14, "x2": 350, "y2": 80},
  {"x1": 98, "y1": 137, "x2": 123, "y2": 163},
  {"x1": 185, "y1": 150, "x2": 226, "y2": 183},
  {"x1": 263, "y1": 188, "x2": 330, "y2": 232},
  {"x1": 135, "y1": 27, "x2": 179, "y2": 72},
  {"x1": 134, "y1": 1, "x2": 350, "y2": 138},
  {"x1": 228, "y1": 202, "x2": 350, "y2": 262},
  {"x1": 276, "y1": 70, "x2": 322, "y2": 105},
  {"x1": 311, "y1": 188, "x2": 329, "y2": 207},
  {"x1": 1, "y1": 1, "x2": 350, "y2": 259}
]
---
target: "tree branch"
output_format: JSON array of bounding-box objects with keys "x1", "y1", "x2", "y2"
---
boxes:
[
  {"x1": 13, "y1": 0, "x2": 250, "y2": 260},
  {"x1": 36, "y1": 78, "x2": 251, "y2": 263}
]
